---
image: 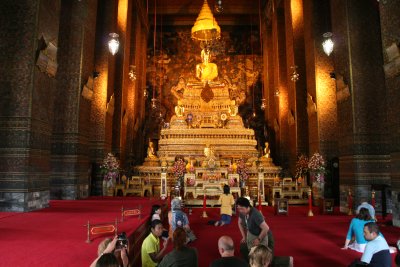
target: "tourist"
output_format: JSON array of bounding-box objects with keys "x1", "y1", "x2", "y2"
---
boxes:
[
  {"x1": 236, "y1": 197, "x2": 270, "y2": 260},
  {"x1": 90, "y1": 236, "x2": 129, "y2": 267},
  {"x1": 150, "y1": 204, "x2": 169, "y2": 239},
  {"x1": 209, "y1": 236, "x2": 248, "y2": 267},
  {"x1": 141, "y1": 219, "x2": 170, "y2": 267},
  {"x1": 151, "y1": 204, "x2": 162, "y2": 221},
  {"x1": 97, "y1": 238, "x2": 112, "y2": 256},
  {"x1": 158, "y1": 228, "x2": 198, "y2": 267},
  {"x1": 168, "y1": 198, "x2": 196, "y2": 242},
  {"x1": 249, "y1": 245, "x2": 273, "y2": 267},
  {"x1": 342, "y1": 208, "x2": 374, "y2": 252},
  {"x1": 215, "y1": 185, "x2": 235, "y2": 226},
  {"x1": 356, "y1": 198, "x2": 376, "y2": 220},
  {"x1": 360, "y1": 222, "x2": 391, "y2": 267}
]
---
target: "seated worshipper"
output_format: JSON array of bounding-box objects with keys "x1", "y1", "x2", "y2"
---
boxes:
[
  {"x1": 360, "y1": 222, "x2": 391, "y2": 267},
  {"x1": 141, "y1": 219, "x2": 170, "y2": 267},
  {"x1": 249, "y1": 245, "x2": 273, "y2": 267},
  {"x1": 90, "y1": 236, "x2": 129, "y2": 267},
  {"x1": 209, "y1": 236, "x2": 248, "y2": 267},
  {"x1": 168, "y1": 198, "x2": 197, "y2": 242},
  {"x1": 236, "y1": 197, "x2": 270, "y2": 259},
  {"x1": 356, "y1": 198, "x2": 376, "y2": 221},
  {"x1": 342, "y1": 208, "x2": 375, "y2": 253},
  {"x1": 158, "y1": 228, "x2": 198, "y2": 267},
  {"x1": 150, "y1": 204, "x2": 169, "y2": 239},
  {"x1": 215, "y1": 185, "x2": 235, "y2": 226}
]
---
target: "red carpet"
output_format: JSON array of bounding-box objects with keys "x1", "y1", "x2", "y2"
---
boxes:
[
  {"x1": 0, "y1": 199, "x2": 399, "y2": 267},
  {"x1": 0, "y1": 197, "x2": 162, "y2": 267}
]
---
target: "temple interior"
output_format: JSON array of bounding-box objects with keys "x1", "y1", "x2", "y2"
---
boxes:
[{"x1": 1, "y1": 0, "x2": 400, "y2": 226}]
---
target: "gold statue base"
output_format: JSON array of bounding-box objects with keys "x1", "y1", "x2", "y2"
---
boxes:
[{"x1": 143, "y1": 158, "x2": 160, "y2": 167}]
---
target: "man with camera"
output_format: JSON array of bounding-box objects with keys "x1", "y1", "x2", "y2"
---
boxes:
[{"x1": 90, "y1": 234, "x2": 130, "y2": 267}]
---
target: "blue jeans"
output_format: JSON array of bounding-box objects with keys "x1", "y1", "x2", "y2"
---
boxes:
[{"x1": 220, "y1": 214, "x2": 232, "y2": 225}]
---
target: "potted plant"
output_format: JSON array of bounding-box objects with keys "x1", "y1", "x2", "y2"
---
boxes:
[
  {"x1": 237, "y1": 159, "x2": 249, "y2": 189},
  {"x1": 100, "y1": 153, "x2": 120, "y2": 196},
  {"x1": 295, "y1": 154, "x2": 309, "y2": 186},
  {"x1": 308, "y1": 152, "x2": 326, "y2": 205}
]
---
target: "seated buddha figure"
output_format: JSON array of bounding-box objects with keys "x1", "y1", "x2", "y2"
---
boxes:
[
  {"x1": 196, "y1": 49, "x2": 218, "y2": 82},
  {"x1": 174, "y1": 100, "x2": 185, "y2": 117},
  {"x1": 147, "y1": 140, "x2": 158, "y2": 160}
]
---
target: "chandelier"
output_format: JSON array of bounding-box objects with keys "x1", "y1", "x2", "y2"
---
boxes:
[
  {"x1": 108, "y1": 33, "x2": 120, "y2": 55},
  {"x1": 191, "y1": 0, "x2": 221, "y2": 42},
  {"x1": 322, "y1": 32, "x2": 334, "y2": 56}
]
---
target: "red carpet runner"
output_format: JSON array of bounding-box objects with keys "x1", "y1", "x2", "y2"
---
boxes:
[{"x1": 0, "y1": 198, "x2": 399, "y2": 267}]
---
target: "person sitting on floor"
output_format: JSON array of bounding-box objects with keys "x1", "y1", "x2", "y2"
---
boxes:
[
  {"x1": 249, "y1": 245, "x2": 273, "y2": 267},
  {"x1": 90, "y1": 236, "x2": 129, "y2": 267},
  {"x1": 356, "y1": 198, "x2": 376, "y2": 221},
  {"x1": 236, "y1": 197, "x2": 270, "y2": 261},
  {"x1": 342, "y1": 208, "x2": 375, "y2": 253},
  {"x1": 361, "y1": 222, "x2": 391, "y2": 267},
  {"x1": 159, "y1": 227, "x2": 198, "y2": 267},
  {"x1": 141, "y1": 219, "x2": 170, "y2": 267},
  {"x1": 215, "y1": 185, "x2": 235, "y2": 226},
  {"x1": 168, "y1": 198, "x2": 196, "y2": 242},
  {"x1": 209, "y1": 236, "x2": 248, "y2": 267}
]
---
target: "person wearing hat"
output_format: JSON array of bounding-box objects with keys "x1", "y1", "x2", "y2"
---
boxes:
[{"x1": 168, "y1": 198, "x2": 196, "y2": 242}]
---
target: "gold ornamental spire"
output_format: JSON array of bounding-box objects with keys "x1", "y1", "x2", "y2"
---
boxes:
[{"x1": 191, "y1": 0, "x2": 221, "y2": 41}]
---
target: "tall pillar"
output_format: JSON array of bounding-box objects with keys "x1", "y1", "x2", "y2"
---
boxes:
[
  {"x1": 90, "y1": 0, "x2": 117, "y2": 195},
  {"x1": 331, "y1": 0, "x2": 389, "y2": 211},
  {"x1": 303, "y1": 0, "x2": 338, "y2": 194},
  {"x1": 378, "y1": 1, "x2": 400, "y2": 225},
  {"x1": 0, "y1": 0, "x2": 61, "y2": 211},
  {"x1": 283, "y1": 0, "x2": 309, "y2": 174},
  {"x1": 51, "y1": 0, "x2": 98, "y2": 199}
]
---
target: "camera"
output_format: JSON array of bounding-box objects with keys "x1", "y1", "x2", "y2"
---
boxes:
[{"x1": 116, "y1": 232, "x2": 128, "y2": 250}]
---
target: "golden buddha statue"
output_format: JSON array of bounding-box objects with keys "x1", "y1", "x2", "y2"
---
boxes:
[
  {"x1": 228, "y1": 100, "x2": 238, "y2": 117},
  {"x1": 174, "y1": 100, "x2": 185, "y2": 117},
  {"x1": 263, "y1": 142, "x2": 270, "y2": 158},
  {"x1": 147, "y1": 140, "x2": 158, "y2": 160},
  {"x1": 196, "y1": 49, "x2": 218, "y2": 82},
  {"x1": 204, "y1": 143, "x2": 214, "y2": 159}
]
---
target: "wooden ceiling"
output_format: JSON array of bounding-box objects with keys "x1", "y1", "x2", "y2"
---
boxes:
[{"x1": 147, "y1": 0, "x2": 267, "y2": 26}]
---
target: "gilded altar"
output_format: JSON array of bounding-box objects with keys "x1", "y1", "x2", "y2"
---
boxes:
[{"x1": 134, "y1": 19, "x2": 283, "y2": 204}]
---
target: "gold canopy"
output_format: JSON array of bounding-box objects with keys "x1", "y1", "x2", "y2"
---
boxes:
[{"x1": 191, "y1": 0, "x2": 221, "y2": 41}]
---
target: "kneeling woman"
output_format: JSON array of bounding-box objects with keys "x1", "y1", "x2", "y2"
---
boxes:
[
  {"x1": 215, "y1": 185, "x2": 235, "y2": 226},
  {"x1": 342, "y1": 207, "x2": 374, "y2": 252}
]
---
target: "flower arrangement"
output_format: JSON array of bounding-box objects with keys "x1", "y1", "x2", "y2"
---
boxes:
[
  {"x1": 237, "y1": 159, "x2": 249, "y2": 183},
  {"x1": 295, "y1": 154, "x2": 309, "y2": 178},
  {"x1": 308, "y1": 152, "x2": 326, "y2": 183},
  {"x1": 172, "y1": 158, "x2": 186, "y2": 186},
  {"x1": 228, "y1": 177, "x2": 236, "y2": 187},
  {"x1": 100, "y1": 153, "x2": 120, "y2": 188}
]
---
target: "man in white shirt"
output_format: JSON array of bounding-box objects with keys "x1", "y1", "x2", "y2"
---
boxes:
[{"x1": 361, "y1": 222, "x2": 391, "y2": 267}]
